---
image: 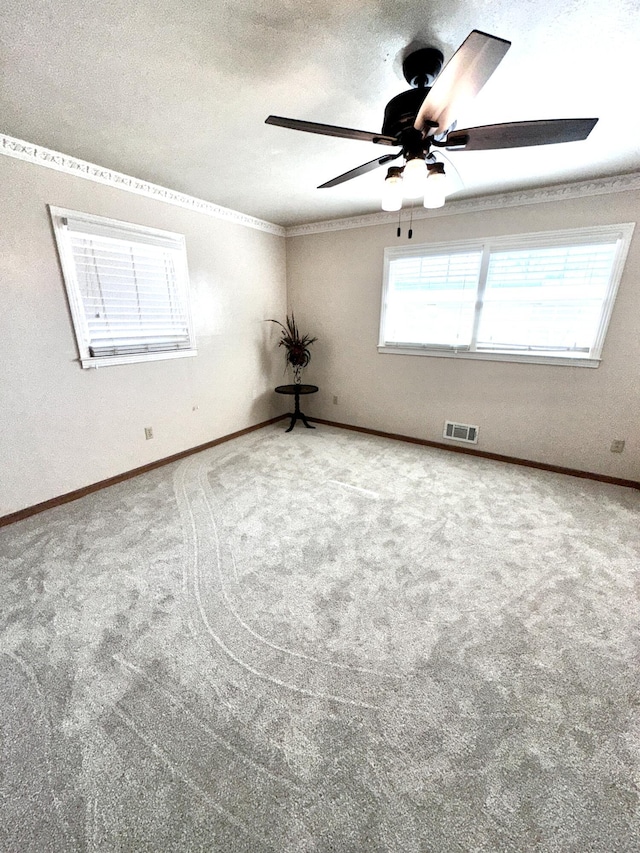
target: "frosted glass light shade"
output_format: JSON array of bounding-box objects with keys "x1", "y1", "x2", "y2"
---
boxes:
[
  {"x1": 403, "y1": 157, "x2": 427, "y2": 198},
  {"x1": 423, "y1": 168, "x2": 447, "y2": 209},
  {"x1": 381, "y1": 173, "x2": 403, "y2": 211}
]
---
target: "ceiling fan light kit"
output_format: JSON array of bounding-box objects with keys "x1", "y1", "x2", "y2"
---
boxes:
[
  {"x1": 381, "y1": 159, "x2": 448, "y2": 211},
  {"x1": 266, "y1": 29, "x2": 598, "y2": 228}
]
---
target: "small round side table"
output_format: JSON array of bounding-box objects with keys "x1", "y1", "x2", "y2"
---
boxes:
[{"x1": 275, "y1": 384, "x2": 319, "y2": 432}]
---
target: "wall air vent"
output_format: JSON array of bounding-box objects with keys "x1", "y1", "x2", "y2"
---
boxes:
[{"x1": 443, "y1": 421, "x2": 479, "y2": 444}]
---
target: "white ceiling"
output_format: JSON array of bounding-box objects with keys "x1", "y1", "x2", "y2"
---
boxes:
[{"x1": 2, "y1": 0, "x2": 640, "y2": 227}]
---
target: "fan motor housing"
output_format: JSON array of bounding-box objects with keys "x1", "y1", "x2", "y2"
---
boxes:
[
  {"x1": 382, "y1": 46, "x2": 445, "y2": 139},
  {"x1": 382, "y1": 88, "x2": 431, "y2": 139}
]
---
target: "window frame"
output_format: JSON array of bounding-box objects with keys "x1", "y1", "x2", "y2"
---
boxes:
[
  {"x1": 378, "y1": 223, "x2": 635, "y2": 368},
  {"x1": 50, "y1": 206, "x2": 197, "y2": 369}
]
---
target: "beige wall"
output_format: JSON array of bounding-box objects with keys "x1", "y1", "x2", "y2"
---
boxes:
[
  {"x1": 286, "y1": 191, "x2": 640, "y2": 481},
  {"x1": 0, "y1": 156, "x2": 287, "y2": 515},
  {"x1": 3, "y1": 156, "x2": 639, "y2": 518}
]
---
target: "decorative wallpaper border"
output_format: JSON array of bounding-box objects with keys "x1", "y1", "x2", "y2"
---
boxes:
[
  {"x1": 0, "y1": 133, "x2": 286, "y2": 237},
  {"x1": 285, "y1": 172, "x2": 640, "y2": 237},
  {"x1": 3, "y1": 131, "x2": 639, "y2": 239}
]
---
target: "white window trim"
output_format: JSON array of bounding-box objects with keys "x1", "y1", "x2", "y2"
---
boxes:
[
  {"x1": 378, "y1": 223, "x2": 635, "y2": 368},
  {"x1": 50, "y1": 206, "x2": 197, "y2": 369}
]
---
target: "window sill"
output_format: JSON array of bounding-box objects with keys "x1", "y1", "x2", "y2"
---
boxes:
[
  {"x1": 80, "y1": 349, "x2": 198, "y2": 369},
  {"x1": 377, "y1": 345, "x2": 601, "y2": 368}
]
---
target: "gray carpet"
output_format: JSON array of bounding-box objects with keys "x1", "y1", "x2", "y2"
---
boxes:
[{"x1": 1, "y1": 424, "x2": 639, "y2": 852}]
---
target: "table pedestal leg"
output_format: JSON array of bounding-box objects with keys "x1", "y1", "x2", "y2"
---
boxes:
[{"x1": 285, "y1": 391, "x2": 316, "y2": 432}]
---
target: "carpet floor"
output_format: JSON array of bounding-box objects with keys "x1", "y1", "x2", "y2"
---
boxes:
[{"x1": 1, "y1": 424, "x2": 639, "y2": 852}]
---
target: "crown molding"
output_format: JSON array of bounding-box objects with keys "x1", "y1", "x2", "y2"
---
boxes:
[
  {"x1": 3, "y1": 131, "x2": 639, "y2": 240},
  {"x1": 285, "y1": 171, "x2": 640, "y2": 237},
  {"x1": 0, "y1": 133, "x2": 285, "y2": 237}
]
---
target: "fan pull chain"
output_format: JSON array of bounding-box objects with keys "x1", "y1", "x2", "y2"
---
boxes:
[
  {"x1": 396, "y1": 201, "x2": 418, "y2": 239},
  {"x1": 396, "y1": 207, "x2": 415, "y2": 239}
]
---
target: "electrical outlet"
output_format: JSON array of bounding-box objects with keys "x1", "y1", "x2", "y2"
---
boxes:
[
  {"x1": 144, "y1": 427, "x2": 153, "y2": 440},
  {"x1": 333, "y1": 395, "x2": 338, "y2": 405},
  {"x1": 610, "y1": 439, "x2": 625, "y2": 453}
]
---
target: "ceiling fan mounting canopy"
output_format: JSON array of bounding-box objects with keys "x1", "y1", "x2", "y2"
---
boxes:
[
  {"x1": 265, "y1": 29, "x2": 598, "y2": 192},
  {"x1": 401, "y1": 47, "x2": 445, "y2": 87}
]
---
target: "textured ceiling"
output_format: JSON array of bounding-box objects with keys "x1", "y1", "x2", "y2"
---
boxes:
[{"x1": 2, "y1": 0, "x2": 640, "y2": 227}]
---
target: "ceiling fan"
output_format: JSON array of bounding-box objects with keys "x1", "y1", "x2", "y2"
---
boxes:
[{"x1": 265, "y1": 30, "x2": 598, "y2": 210}]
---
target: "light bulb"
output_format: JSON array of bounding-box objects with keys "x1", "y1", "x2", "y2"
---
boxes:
[
  {"x1": 423, "y1": 163, "x2": 447, "y2": 209},
  {"x1": 403, "y1": 157, "x2": 427, "y2": 198},
  {"x1": 381, "y1": 167, "x2": 403, "y2": 211}
]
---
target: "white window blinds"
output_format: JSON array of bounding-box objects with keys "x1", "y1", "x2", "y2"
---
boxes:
[
  {"x1": 477, "y1": 242, "x2": 618, "y2": 353},
  {"x1": 384, "y1": 250, "x2": 482, "y2": 348},
  {"x1": 379, "y1": 224, "x2": 633, "y2": 366},
  {"x1": 51, "y1": 208, "x2": 196, "y2": 368}
]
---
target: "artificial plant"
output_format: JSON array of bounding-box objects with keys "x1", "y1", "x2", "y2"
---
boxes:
[{"x1": 269, "y1": 313, "x2": 317, "y2": 382}]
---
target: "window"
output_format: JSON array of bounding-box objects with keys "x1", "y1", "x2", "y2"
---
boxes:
[
  {"x1": 50, "y1": 206, "x2": 197, "y2": 368},
  {"x1": 379, "y1": 224, "x2": 634, "y2": 367}
]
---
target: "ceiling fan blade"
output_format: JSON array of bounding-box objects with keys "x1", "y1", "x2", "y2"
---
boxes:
[
  {"x1": 414, "y1": 30, "x2": 511, "y2": 137},
  {"x1": 318, "y1": 152, "x2": 401, "y2": 189},
  {"x1": 445, "y1": 118, "x2": 598, "y2": 150},
  {"x1": 266, "y1": 115, "x2": 397, "y2": 146}
]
